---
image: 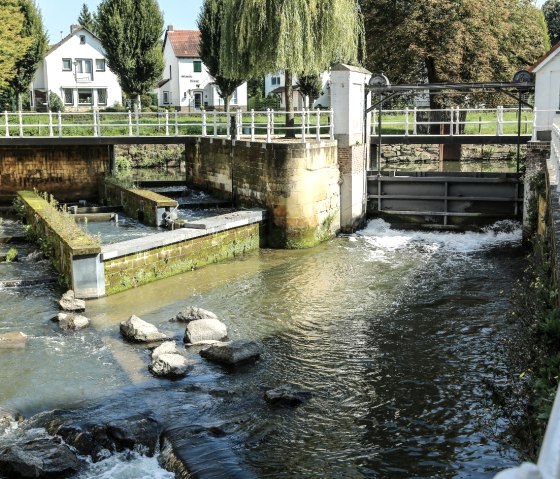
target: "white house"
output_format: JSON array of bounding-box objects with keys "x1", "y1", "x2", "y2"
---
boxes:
[
  {"x1": 158, "y1": 26, "x2": 247, "y2": 111},
  {"x1": 529, "y1": 42, "x2": 560, "y2": 140},
  {"x1": 31, "y1": 26, "x2": 122, "y2": 111},
  {"x1": 264, "y1": 71, "x2": 331, "y2": 110}
]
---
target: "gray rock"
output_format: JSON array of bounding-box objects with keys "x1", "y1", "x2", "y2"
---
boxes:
[
  {"x1": 0, "y1": 428, "x2": 80, "y2": 478},
  {"x1": 200, "y1": 340, "x2": 261, "y2": 367},
  {"x1": 58, "y1": 290, "x2": 85, "y2": 312},
  {"x1": 174, "y1": 306, "x2": 218, "y2": 323},
  {"x1": 0, "y1": 408, "x2": 20, "y2": 434},
  {"x1": 120, "y1": 315, "x2": 169, "y2": 343},
  {"x1": 151, "y1": 341, "x2": 182, "y2": 361},
  {"x1": 24, "y1": 250, "x2": 44, "y2": 262},
  {"x1": 184, "y1": 318, "x2": 228, "y2": 345},
  {"x1": 55, "y1": 313, "x2": 90, "y2": 331},
  {"x1": 0, "y1": 331, "x2": 28, "y2": 349},
  {"x1": 264, "y1": 384, "x2": 313, "y2": 407},
  {"x1": 149, "y1": 353, "x2": 193, "y2": 378}
]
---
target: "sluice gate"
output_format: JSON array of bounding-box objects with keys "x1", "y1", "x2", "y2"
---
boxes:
[{"x1": 367, "y1": 171, "x2": 524, "y2": 228}]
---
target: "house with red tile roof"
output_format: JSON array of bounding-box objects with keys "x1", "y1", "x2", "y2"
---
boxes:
[{"x1": 158, "y1": 26, "x2": 247, "y2": 111}]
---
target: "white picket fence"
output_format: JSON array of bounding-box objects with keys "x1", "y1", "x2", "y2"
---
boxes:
[{"x1": 1, "y1": 109, "x2": 334, "y2": 144}]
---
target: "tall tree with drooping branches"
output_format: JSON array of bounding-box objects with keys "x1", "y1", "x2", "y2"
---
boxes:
[
  {"x1": 543, "y1": 0, "x2": 560, "y2": 45},
  {"x1": 9, "y1": 0, "x2": 48, "y2": 111},
  {"x1": 96, "y1": 0, "x2": 164, "y2": 111},
  {"x1": 0, "y1": 0, "x2": 33, "y2": 92},
  {"x1": 219, "y1": 0, "x2": 364, "y2": 136}
]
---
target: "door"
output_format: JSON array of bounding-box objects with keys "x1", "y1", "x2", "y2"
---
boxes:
[{"x1": 194, "y1": 92, "x2": 202, "y2": 110}]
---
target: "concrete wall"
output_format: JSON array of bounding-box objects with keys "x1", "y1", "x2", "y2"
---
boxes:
[
  {"x1": 0, "y1": 145, "x2": 110, "y2": 205},
  {"x1": 523, "y1": 141, "x2": 551, "y2": 239},
  {"x1": 185, "y1": 138, "x2": 340, "y2": 248},
  {"x1": 103, "y1": 222, "x2": 260, "y2": 295}
]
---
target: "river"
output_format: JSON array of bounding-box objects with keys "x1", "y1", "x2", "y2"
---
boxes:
[{"x1": 0, "y1": 218, "x2": 525, "y2": 478}]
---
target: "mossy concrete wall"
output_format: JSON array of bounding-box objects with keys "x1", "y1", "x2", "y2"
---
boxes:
[
  {"x1": 185, "y1": 138, "x2": 340, "y2": 248},
  {"x1": 100, "y1": 180, "x2": 177, "y2": 227},
  {"x1": 17, "y1": 190, "x2": 103, "y2": 298},
  {"x1": 1, "y1": 145, "x2": 110, "y2": 205},
  {"x1": 103, "y1": 223, "x2": 261, "y2": 295}
]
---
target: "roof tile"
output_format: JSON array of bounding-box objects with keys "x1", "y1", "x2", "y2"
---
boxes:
[{"x1": 167, "y1": 30, "x2": 200, "y2": 58}]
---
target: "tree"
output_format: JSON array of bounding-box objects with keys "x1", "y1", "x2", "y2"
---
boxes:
[
  {"x1": 77, "y1": 3, "x2": 97, "y2": 33},
  {"x1": 9, "y1": 0, "x2": 47, "y2": 111},
  {"x1": 198, "y1": 0, "x2": 245, "y2": 128},
  {"x1": 0, "y1": 0, "x2": 32, "y2": 91},
  {"x1": 543, "y1": 0, "x2": 560, "y2": 45},
  {"x1": 219, "y1": 0, "x2": 364, "y2": 136},
  {"x1": 96, "y1": 0, "x2": 164, "y2": 111},
  {"x1": 296, "y1": 74, "x2": 322, "y2": 108}
]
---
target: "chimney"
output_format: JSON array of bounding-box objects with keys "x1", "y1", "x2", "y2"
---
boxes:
[
  {"x1": 167, "y1": 25, "x2": 174, "y2": 32},
  {"x1": 70, "y1": 24, "x2": 81, "y2": 33}
]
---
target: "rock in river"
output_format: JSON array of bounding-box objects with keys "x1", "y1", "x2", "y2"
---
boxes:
[
  {"x1": 264, "y1": 384, "x2": 313, "y2": 407},
  {"x1": 54, "y1": 313, "x2": 90, "y2": 331},
  {"x1": 149, "y1": 353, "x2": 193, "y2": 378},
  {"x1": 120, "y1": 315, "x2": 169, "y2": 343},
  {"x1": 0, "y1": 332, "x2": 28, "y2": 349},
  {"x1": 174, "y1": 306, "x2": 218, "y2": 323},
  {"x1": 184, "y1": 318, "x2": 228, "y2": 345},
  {"x1": 58, "y1": 290, "x2": 85, "y2": 312},
  {"x1": 200, "y1": 339, "x2": 261, "y2": 367}
]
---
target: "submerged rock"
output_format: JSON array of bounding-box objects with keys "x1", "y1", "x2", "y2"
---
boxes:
[
  {"x1": 58, "y1": 290, "x2": 85, "y2": 313},
  {"x1": 200, "y1": 340, "x2": 261, "y2": 367},
  {"x1": 264, "y1": 384, "x2": 313, "y2": 407},
  {"x1": 120, "y1": 315, "x2": 169, "y2": 343},
  {"x1": 54, "y1": 313, "x2": 90, "y2": 331},
  {"x1": 24, "y1": 250, "x2": 44, "y2": 262},
  {"x1": 0, "y1": 428, "x2": 80, "y2": 478},
  {"x1": 184, "y1": 318, "x2": 228, "y2": 345},
  {"x1": 173, "y1": 306, "x2": 218, "y2": 323},
  {"x1": 149, "y1": 353, "x2": 193, "y2": 378},
  {"x1": 0, "y1": 332, "x2": 28, "y2": 349}
]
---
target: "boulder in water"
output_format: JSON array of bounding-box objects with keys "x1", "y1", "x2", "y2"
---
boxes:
[
  {"x1": 120, "y1": 315, "x2": 169, "y2": 343},
  {"x1": 0, "y1": 331, "x2": 28, "y2": 349},
  {"x1": 264, "y1": 384, "x2": 313, "y2": 407},
  {"x1": 184, "y1": 318, "x2": 228, "y2": 345},
  {"x1": 173, "y1": 306, "x2": 218, "y2": 323},
  {"x1": 54, "y1": 313, "x2": 90, "y2": 331},
  {"x1": 0, "y1": 429, "x2": 80, "y2": 478},
  {"x1": 0, "y1": 408, "x2": 21, "y2": 435},
  {"x1": 58, "y1": 290, "x2": 85, "y2": 312},
  {"x1": 149, "y1": 353, "x2": 193, "y2": 378},
  {"x1": 151, "y1": 341, "x2": 182, "y2": 360},
  {"x1": 200, "y1": 339, "x2": 261, "y2": 367},
  {"x1": 24, "y1": 250, "x2": 44, "y2": 262}
]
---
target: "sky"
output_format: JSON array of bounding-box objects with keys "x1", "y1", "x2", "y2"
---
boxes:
[{"x1": 35, "y1": 0, "x2": 204, "y2": 43}]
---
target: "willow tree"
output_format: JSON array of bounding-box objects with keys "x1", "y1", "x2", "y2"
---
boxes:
[
  {"x1": 219, "y1": 0, "x2": 364, "y2": 136},
  {"x1": 0, "y1": 0, "x2": 32, "y2": 91},
  {"x1": 96, "y1": 0, "x2": 164, "y2": 111},
  {"x1": 9, "y1": 0, "x2": 48, "y2": 111}
]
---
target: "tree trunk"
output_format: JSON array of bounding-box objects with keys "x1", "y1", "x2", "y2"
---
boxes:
[
  {"x1": 426, "y1": 58, "x2": 444, "y2": 135},
  {"x1": 17, "y1": 92, "x2": 22, "y2": 112},
  {"x1": 285, "y1": 70, "x2": 295, "y2": 138},
  {"x1": 135, "y1": 94, "x2": 141, "y2": 113},
  {"x1": 225, "y1": 95, "x2": 235, "y2": 139}
]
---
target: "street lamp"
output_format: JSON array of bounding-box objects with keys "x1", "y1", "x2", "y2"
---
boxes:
[{"x1": 73, "y1": 60, "x2": 78, "y2": 111}]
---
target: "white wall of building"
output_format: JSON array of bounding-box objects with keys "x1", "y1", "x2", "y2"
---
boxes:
[
  {"x1": 32, "y1": 28, "x2": 122, "y2": 110},
  {"x1": 532, "y1": 52, "x2": 560, "y2": 137}
]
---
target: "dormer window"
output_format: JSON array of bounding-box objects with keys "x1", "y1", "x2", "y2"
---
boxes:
[
  {"x1": 79, "y1": 35, "x2": 86, "y2": 44},
  {"x1": 193, "y1": 61, "x2": 202, "y2": 73}
]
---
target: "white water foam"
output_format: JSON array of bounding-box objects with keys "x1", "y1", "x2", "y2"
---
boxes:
[
  {"x1": 357, "y1": 219, "x2": 522, "y2": 255},
  {"x1": 74, "y1": 451, "x2": 175, "y2": 479}
]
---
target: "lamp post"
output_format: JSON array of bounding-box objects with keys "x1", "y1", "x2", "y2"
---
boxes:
[
  {"x1": 512, "y1": 69, "x2": 534, "y2": 173},
  {"x1": 368, "y1": 73, "x2": 390, "y2": 171},
  {"x1": 73, "y1": 60, "x2": 78, "y2": 112}
]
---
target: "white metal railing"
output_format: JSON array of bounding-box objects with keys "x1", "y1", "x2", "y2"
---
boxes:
[
  {"x1": 0, "y1": 109, "x2": 334, "y2": 143},
  {"x1": 370, "y1": 107, "x2": 556, "y2": 137}
]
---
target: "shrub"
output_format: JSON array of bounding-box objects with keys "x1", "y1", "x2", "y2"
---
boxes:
[
  {"x1": 48, "y1": 92, "x2": 64, "y2": 113},
  {"x1": 5, "y1": 248, "x2": 18, "y2": 262}
]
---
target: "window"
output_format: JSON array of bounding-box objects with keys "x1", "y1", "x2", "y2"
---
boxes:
[
  {"x1": 79, "y1": 35, "x2": 86, "y2": 44},
  {"x1": 169, "y1": 65, "x2": 172, "y2": 79},
  {"x1": 232, "y1": 90, "x2": 238, "y2": 104},
  {"x1": 62, "y1": 58, "x2": 72, "y2": 71},
  {"x1": 193, "y1": 61, "x2": 202, "y2": 73},
  {"x1": 75, "y1": 59, "x2": 93, "y2": 81},
  {"x1": 97, "y1": 89, "x2": 107, "y2": 105},
  {"x1": 63, "y1": 88, "x2": 73, "y2": 105},
  {"x1": 271, "y1": 76, "x2": 281, "y2": 86},
  {"x1": 95, "y1": 59, "x2": 105, "y2": 71},
  {"x1": 78, "y1": 89, "x2": 92, "y2": 104},
  {"x1": 163, "y1": 91, "x2": 169, "y2": 104}
]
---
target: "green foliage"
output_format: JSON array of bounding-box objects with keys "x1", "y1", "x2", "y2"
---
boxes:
[
  {"x1": 9, "y1": 0, "x2": 48, "y2": 110},
  {"x1": 11, "y1": 196, "x2": 26, "y2": 220},
  {"x1": 77, "y1": 3, "x2": 97, "y2": 33},
  {"x1": 5, "y1": 248, "x2": 18, "y2": 262},
  {"x1": 0, "y1": 0, "x2": 33, "y2": 90},
  {"x1": 543, "y1": 0, "x2": 560, "y2": 45},
  {"x1": 297, "y1": 74, "x2": 323, "y2": 106},
  {"x1": 96, "y1": 0, "x2": 164, "y2": 108},
  {"x1": 48, "y1": 92, "x2": 64, "y2": 112}
]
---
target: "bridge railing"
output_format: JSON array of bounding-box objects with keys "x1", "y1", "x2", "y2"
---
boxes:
[
  {"x1": 370, "y1": 107, "x2": 551, "y2": 137},
  {"x1": 0, "y1": 109, "x2": 334, "y2": 143}
]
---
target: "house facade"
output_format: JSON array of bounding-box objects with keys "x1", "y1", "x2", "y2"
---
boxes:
[
  {"x1": 31, "y1": 26, "x2": 122, "y2": 111},
  {"x1": 158, "y1": 26, "x2": 247, "y2": 111},
  {"x1": 529, "y1": 42, "x2": 560, "y2": 140},
  {"x1": 264, "y1": 71, "x2": 331, "y2": 110}
]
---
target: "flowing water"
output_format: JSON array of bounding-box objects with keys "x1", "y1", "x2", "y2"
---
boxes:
[{"x1": 0, "y1": 218, "x2": 526, "y2": 478}]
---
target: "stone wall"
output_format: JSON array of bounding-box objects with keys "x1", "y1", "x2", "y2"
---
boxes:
[
  {"x1": 103, "y1": 223, "x2": 260, "y2": 295},
  {"x1": 185, "y1": 138, "x2": 340, "y2": 248},
  {"x1": 0, "y1": 145, "x2": 110, "y2": 204}
]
